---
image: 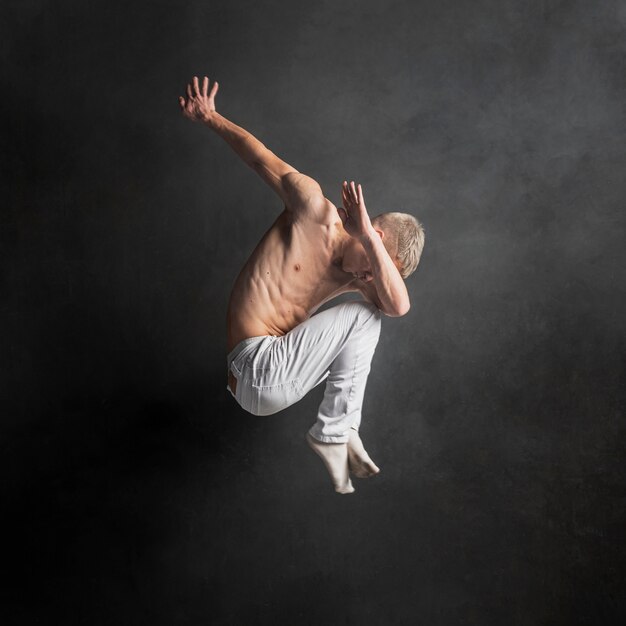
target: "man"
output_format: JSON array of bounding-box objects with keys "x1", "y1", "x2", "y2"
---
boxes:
[{"x1": 179, "y1": 76, "x2": 425, "y2": 494}]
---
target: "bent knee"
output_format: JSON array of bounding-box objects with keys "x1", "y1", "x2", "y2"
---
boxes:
[{"x1": 340, "y1": 299, "x2": 382, "y2": 326}]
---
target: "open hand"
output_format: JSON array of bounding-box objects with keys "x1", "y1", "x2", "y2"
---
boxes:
[
  {"x1": 339, "y1": 180, "x2": 374, "y2": 240},
  {"x1": 179, "y1": 75, "x2": 219, "y2": 123}
]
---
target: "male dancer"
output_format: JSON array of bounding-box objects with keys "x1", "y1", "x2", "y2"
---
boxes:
[{"x1": 179, "y1": 76, "x2": 425, "y2": 493}]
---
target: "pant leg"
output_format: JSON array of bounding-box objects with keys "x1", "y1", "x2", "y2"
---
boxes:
[
  {"x1": 307, "y1": 301, "x2": 382, "y2": 442},
  {"x1": 239, "y1": 300, "x2": 381, "y2": 442}
]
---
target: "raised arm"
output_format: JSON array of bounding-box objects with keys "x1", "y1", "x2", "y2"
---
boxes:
[{"x1": 179, "y1": 75, "x2": 324, "y2": 212}]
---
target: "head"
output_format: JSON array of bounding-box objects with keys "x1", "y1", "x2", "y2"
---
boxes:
[
  {"x1": 371, "y1": 212, "x2": 425, "y2": 278},
  {"x1": 341, "y1": 212, "x2": 425, "y2": 281}
]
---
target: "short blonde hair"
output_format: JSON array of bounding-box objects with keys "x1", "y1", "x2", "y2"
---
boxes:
[{"x1": 372, "y1": 212, "x2": 425, "y2": 278}]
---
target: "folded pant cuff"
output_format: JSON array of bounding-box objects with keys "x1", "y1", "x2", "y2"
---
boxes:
[{"x1": 308, "y1": 427, "x2": 349, "y2": 444}]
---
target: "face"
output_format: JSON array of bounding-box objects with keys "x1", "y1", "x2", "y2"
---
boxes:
[{"x1": 342, "y1": 239, "x2": 374, "y2": 282}]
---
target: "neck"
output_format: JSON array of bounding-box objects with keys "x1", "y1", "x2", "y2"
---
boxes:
[{"x1": 331, "y1": 221, "x2": 351, "y2": 267}]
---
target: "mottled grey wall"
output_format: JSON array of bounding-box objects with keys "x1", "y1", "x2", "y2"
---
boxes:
[{"x1": 3, "y1": 0, "x2": 625, "y2": 624}]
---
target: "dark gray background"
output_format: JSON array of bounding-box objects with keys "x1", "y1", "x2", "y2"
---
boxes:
[{"x1": 2, "y1": 0, "x2": 625, "y2": 624}]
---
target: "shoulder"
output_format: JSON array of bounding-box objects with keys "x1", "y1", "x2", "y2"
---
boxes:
[
  {"x1": 282, "y1": 171, "x2": 319, "y2": 191},
  {"x1": 283, "y1": 173, "x2": 338, "y2": 222},
  {"x1": 282, "y1": 172, "x2": 322, "y2": 207}
]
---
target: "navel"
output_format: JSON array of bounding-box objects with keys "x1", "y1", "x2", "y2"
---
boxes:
[{"x1": 294, "y1": 264, "x2": 301, "y2": 272}]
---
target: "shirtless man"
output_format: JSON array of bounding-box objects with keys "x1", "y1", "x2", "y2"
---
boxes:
[{"x1": 179, "y1": 76, "x2": 425, "y2": 493}]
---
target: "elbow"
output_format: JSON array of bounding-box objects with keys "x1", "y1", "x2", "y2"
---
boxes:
[{"x1": 385, "y1": 299, "x2": 410, "y2": 317}]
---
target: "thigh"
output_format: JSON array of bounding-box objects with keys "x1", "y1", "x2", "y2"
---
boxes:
[
  {"x1": 237, "y1": 301, "x2": 379, "y2": 415},
  {"x1": 263, "y1": 300, "x2": 379, "y2": 392}
]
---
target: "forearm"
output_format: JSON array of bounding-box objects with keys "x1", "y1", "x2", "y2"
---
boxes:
[
  {"x1": 202, "y1": 111, "x2": 267, "y2": 168},
  {"x1": 361, "y1": 229, "x2": 410, "y2": 316}
]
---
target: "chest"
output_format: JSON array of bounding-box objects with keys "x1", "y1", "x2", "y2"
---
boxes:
[{"x1": 281, "y1": 223, "x2": 354, "y2": 303}]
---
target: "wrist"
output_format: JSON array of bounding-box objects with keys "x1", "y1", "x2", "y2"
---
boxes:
[
  {"x1": 359, "y1": 226, "x2": 378, "y2": 245},
  {"x1": 202, "y1": 110, "x2": 219, "y2": 128}
]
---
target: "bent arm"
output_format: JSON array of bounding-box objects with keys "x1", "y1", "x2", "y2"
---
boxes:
[
  {"x1": 340, "y1": 181, "x2": 409, "y2": 317},
  {"x1": 360, "y1": 229, "x2": 411, "y2": 317}
]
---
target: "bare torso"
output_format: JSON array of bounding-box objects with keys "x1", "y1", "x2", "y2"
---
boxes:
[{"x1": 227, "y1": 200, "x2": 358, "y2": 352}]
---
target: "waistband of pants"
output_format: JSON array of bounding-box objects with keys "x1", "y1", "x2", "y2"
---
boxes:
[{"x1": 227, "y1": 335, "x2": 269, "y2": 370}]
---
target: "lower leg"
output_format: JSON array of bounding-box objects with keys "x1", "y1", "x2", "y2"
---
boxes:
[
  {"x1": 310, "y1": 303, "x2": 381, "y2": 443},
  {"x1": 347, "y1": 428, "x2": 380, "y2": 478},
  {"x1": 287, "y1": 301, "x2": 381, "y2": 491},
  {"x1": 306, "y1": 433, "x2": 354, "y2": 494}
]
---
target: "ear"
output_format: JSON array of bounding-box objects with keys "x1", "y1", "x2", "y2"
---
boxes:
[{"x1": 374, "y1": 227, "x2": 385, "y2": 240}]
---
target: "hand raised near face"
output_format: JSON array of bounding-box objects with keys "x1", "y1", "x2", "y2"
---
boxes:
[
  {"x1": 179, "y1": 75, "x2": 219, "y2": 123},
  {"x1": 339, "y1": 180, "x2": 375, "y2": 241}
]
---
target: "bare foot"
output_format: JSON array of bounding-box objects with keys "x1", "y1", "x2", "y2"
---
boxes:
[
  {"x1": 306, "y1": 433, "x2": 355, "y2": 494},
  {"x1": 347, "y1": 429, "x2": 380, "y2": 478}
]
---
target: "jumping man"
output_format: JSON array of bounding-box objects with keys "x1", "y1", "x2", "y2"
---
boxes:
[{"x1": 179, "y1": 75, "x2": 425, "y2": 493}]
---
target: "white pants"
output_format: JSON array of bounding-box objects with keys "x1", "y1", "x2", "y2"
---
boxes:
[{"x1": 226, "y1": 300, "x2": 382, "y2": 443}]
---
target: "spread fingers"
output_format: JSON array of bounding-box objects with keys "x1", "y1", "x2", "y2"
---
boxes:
[{"x1": 350, "y1": 181, "x2": 358, "y2": 202}]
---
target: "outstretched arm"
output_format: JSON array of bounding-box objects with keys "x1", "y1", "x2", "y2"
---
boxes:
[
  {"x1": 340, "y1": 181, "x2": 410, "y2": 317},
  {"x1": 179, "y1": 75, "x2": 323, "y2": 211}
]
